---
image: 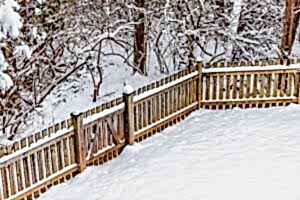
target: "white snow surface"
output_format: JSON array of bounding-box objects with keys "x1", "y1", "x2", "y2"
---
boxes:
[
  {"x1": 123, "y1": 84, "x2": 134, "y2": 94},
  {"x1": 202, "y1": 64, "x2": 300, "y2": 73},
  {"x1": 22, "y1": 63, "x2": 170, "y2": 138},
  {"x1": 39, "y1": 105, "x2": 300, "y2": 200}
]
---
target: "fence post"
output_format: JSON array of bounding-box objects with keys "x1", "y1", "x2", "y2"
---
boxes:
[
  {"x1": 123, "y1": 85, "x2": 135, "y2": 145},
  {"x1": 298, "y1": 73, "x2": 300, "y2": 104},
  {"x1": 71, "y1": 112, "x2": 87, "y2": 173},
  {"x1": 196, "y1": 57, "x2": 203, "y2": 109}
]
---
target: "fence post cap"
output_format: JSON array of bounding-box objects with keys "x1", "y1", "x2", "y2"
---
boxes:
[
  {"x1": 71, "y1": 110, "x2": 82, "y2": 117},
  {"x1": 196, "y1": 57, "x2": 203, "y2": 63},
  {"x1": 0, "y1": 138, "x2": 14, "y2": 148},
  {"x1": 123, "y1": 84, "x2": 134, "y2": 95}
]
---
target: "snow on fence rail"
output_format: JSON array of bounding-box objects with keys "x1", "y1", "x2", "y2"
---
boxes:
[{"x1": 0, "y1": 57, "x2": 300, "y2": 199}]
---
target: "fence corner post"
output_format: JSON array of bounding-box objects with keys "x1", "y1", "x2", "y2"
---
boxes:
[
  {"x1": 123, "y1": 85, "x2": 135, "y2": 145},
  {"x1": 196, "y1": 57, "x2": 203, "y2": 109},
  {"x1": 71, "y1": 111, "x2": 86, "y2": 173}
]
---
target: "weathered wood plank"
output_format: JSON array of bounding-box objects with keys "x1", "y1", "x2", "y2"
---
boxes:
[
  {"x1": 287, "y1": 73, "x2": 292, "y2": 97},
  {"x1": 232, "y1": 75, "x2": 238, "y2": 99},
  {"x1": 266, "y1": 74, "x2": 272, "y2": 98},
  {"x1": 273, "y1": 73, "x2": 279, "y2": 97},
  {"x1": 239, "y1": 74, "x2": 245, "y2": 99},
  {"x1": 280, "y1": 73, "x2": 287, "y2": 97},
  {"x1": 219, "y1": 75, "x2": 224, "y2": 100},
  {"x1": 259, "y1": 74, "x2": 265, "y2": 98},
  {"x1": 226, "y1": 75, "x2": 231, "y2": 99},
  {"x1": 205, "y1": 76, "x2": 210, "y2": 100}
]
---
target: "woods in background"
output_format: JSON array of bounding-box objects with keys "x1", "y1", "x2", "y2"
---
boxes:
[{"x1": 0, "y1": 0, "x2": 299, "y2": 138}]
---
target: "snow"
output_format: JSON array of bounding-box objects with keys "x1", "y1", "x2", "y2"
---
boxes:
[
  {"x1": 196, "y1": 56, "x2": 203, "y2": 63},
  {"x1": 123, "y1": 84, "x2": 134, "y2": 94},
  {"x1": 23, "y1": 62, "x2": 171, "y2": 139},
  {"x1": 202, "y1": 96, "x2": 297, "y2": 103},
  {"x1": 0, "y1": 0, "x2": 22, "y2": 91},
  {"x1": 13, "y1": 44, "x2": 32, "y2": 59},
  {"x1": 0, "y1": 0, "x2": 21, "y2": 39},
  {"x1": 202, "y1": 64, "x2": 300, "y2": 73},
  {"x1": 39, "y1": 105, "x2": 300, "y2": 200},
  {"x1": 83, "y1": 103, "x2": 124, "y2": 125}
]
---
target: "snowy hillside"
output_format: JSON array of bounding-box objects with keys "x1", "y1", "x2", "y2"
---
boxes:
[{"x1": 39, "y1": 105, "x2": 300, "y2": 200}]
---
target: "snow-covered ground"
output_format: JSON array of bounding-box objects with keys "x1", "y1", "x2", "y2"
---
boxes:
[{"x1": 39, "y1": 105, "x2": 300, "y2": 200}]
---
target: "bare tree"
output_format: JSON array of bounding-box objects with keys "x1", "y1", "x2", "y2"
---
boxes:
[
  {"x1": 133, "y1": 0, "x2": 147, "y2": 75},
  {"x1": 281, "y1": 0, "x2": 300, "y2": 57}
]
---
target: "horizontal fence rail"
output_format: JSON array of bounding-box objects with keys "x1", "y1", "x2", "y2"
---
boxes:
[{"x1": 0, "y1": 58, "x2": 300, "y2": 199}]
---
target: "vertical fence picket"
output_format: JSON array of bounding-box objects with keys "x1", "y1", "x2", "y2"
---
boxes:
[
  {"x1": 219, "y1": 75, "x2": 224, "y2": 100},
  {"x1": 65, "y1": 137, "x2": 71, "y2": 167},
  {"x1": 225, "y1": 75, "x2": 231, "y2": 100},
  {"x1": 259, "y1": 74, "x2": 265, "y2": 98},
  {"x1": 205, "y1": 75, "x2": 210, "y2": 100},
  {"x1": 294, "y1": 73, "x2": 299, "y2": 96},
  {"x1": 280, "y1": 73, "x2": 286, "y2": 97},
  {"x1": 239, "y1": 74, "x2": 244, "y2": 99},
  {"x1": 232, "y1": 74, "x2": 238, "y2": 99},
  {"x1": 1, "y1": 168, "x2": 8, "y2": 199},
  {"x1": 212, "y1": 76, "x2": 217, "y2": 100},
  {"x1": 5, "y1": 166, "x2": 11, "y2": 198},
  {"x1": 287, "y1": 73, "x2": 292, "y2": 97},
  {"x1": 266, "y1": 74, "x2": 272, "y2": 98},
  {"x1": 0, "y1": 166, "x2": 4, "y2": 200},
  {"x1": 98, "y1": 122, "x2": 103, "y2": 151},
  {"x1": 252, "y1": 73, "x2": 258, "y2": 98},
  {"x1": 246, "y1": 74, "x2": 251, "y2": 99},
  {"x1": 273, "y1": 73, "x2": 279, "y2": 97}
]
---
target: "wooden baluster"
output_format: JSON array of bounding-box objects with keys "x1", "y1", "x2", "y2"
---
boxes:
[
  {"x1": 246, "y1": 74, "x2": 251, "y2": 99},
  {"x1": 239, "y1": 74, "x2": 244, "y2": 99},
  {"x1": 266, "y1": 73, "x2": 272, "y2": 98},
  {"x1": 98, "y1": 122, "x2": 103, "y2": 151},
  {"x1": 252, "y1": 73, "x2": 258, "y2": 98},
  {"x1": 211, "y1": 75, "x2": 217, "y2": 100},
  {"x1": 226, "y1": 75, "x2": 231, "y2": 100},
  {"x1": 232, "y1": 74, "x2": 238, "y2": 99},
  {"x1": 294, "y1": 73, "x2": 299, "y2": 97},
  {"x1": 259, "y1": 74, "x2": 265, "y2": 98},
  {"x1": 205, "y1": 75, "x2": 210, "y2": 100},
  {"x1": 1, "y1": 167, "x2": 8, "y2": 199},
  {"x1": 280, "y1": 73, "x2": 286, "y2": 97},
  {"x1": 63, "y1": 138, "x2": 70, "y2": 167},
  {"x1": 103, "y1": 121, "x2": 108, "y2": 148},
  {"x1": 273, "y1": 73, "x2": 279, "y2": 97},
  {"x1": 219, "y1": 75, "x2": 224, "y2": 100},
  {"x1": 50, "y1": 144, "x2": 58, "y2": 174},
  {"x1": 69, "y1": 136, "x2": 76, "y2": 164}
]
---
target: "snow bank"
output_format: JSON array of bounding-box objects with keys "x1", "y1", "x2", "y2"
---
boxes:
[{"x1": 39, "y1": 105, "x2": 300, "y2": 200}]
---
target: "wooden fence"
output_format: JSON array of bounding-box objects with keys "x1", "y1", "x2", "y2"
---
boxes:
[{"x1": 0, "y1": 58, "x2": 299, "y2": 199}]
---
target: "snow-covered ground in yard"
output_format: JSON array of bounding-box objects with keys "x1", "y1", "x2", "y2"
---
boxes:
[{"x1": 39, "y1": 105, "x2": 300, "y2": 200}]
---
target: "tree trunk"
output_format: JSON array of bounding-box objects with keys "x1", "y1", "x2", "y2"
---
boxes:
[
  {"x1": 281, "y1": 0, "x2": 300, "y2": 57},
  {"x1": 133, "y1": 0, "x2": 146, "y2": 75}
]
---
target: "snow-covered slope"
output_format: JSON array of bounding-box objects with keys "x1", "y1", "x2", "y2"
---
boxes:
[
  {"x1": 22, "y1": 62, "x2": 170, "y2": 138},
  {"x1": 39, "y1": 105, "x2": 300, "y2": 200}
]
